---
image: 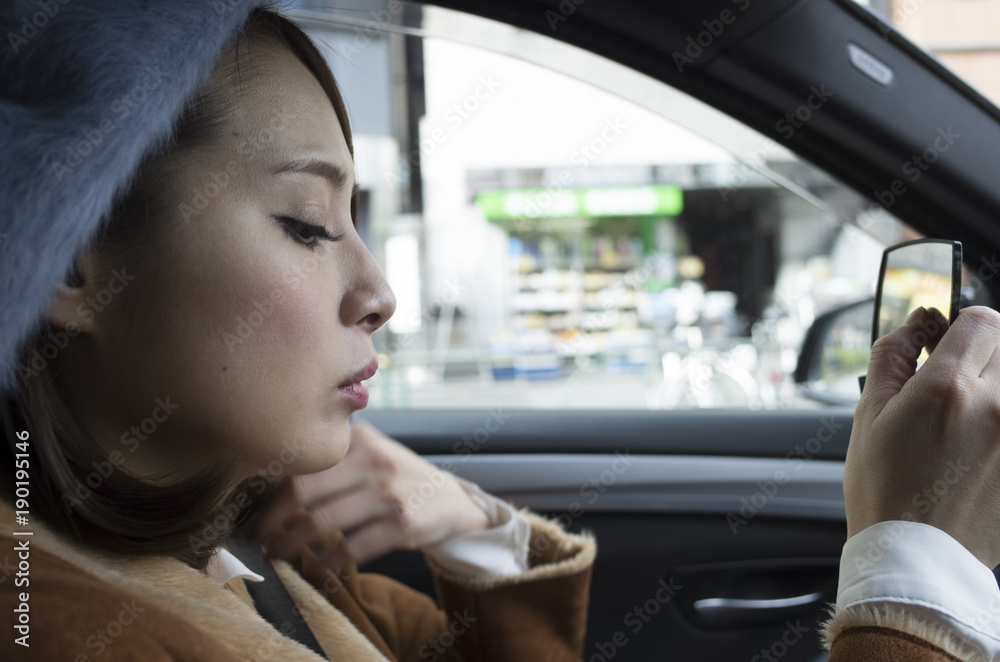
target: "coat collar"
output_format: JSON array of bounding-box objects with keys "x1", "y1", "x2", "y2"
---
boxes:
[
  {"x1": 0, "y1": 497, "x2": 390, "y2": 661},
  {"x1": 206, "y1": 545, "x2": 265, "y2": 586}
]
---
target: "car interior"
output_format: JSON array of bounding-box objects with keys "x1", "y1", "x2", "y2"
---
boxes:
[{"x1": 277, "y1": 0, "x2": 1000, "y2": 659}]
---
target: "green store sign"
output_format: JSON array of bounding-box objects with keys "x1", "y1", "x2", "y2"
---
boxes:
[{"x1": 475, "y1": 185, "x2": 683, "y2": 220}]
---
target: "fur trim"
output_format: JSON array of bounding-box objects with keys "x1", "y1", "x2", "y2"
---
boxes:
[
  {"x1": 424, "y1": 509, "x2": 597, "y2": 591},
  {"x1": 820, "y1": 602, "x2": 986, "y2": 661},
  {"x1": 272, "y1": 559, "x2": 391, "y2": 662},
  {"x1": 0, "y1": 497, "x2": 379, "y2": 661}
]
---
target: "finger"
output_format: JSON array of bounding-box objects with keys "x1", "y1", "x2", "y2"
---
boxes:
[
  {"x1": 250, "y1": 466, "x2": 367, "y2": 541},
  {"x1": 249, "y1": 478, "x2": 303, "y2": 542},
  {"x1": 260, "y1": 511, "x2": 319, "y2": 562},
  {"x1": 343, "y1": 518, "x2": 407, "y2": 566},
  {"x1": 307, "y1": 486, "x2": 398, "y2": 535},
  {"x1": 921, "y1": 305, "x2": 1000, "y2": 380},
  {"x1": 864, "y1": 306, "x2": 942, "y2": 416},
  {"x1": 980, "y1": 343, "x2": 1000, "y2": 380},
  {"x1": 923, "y1": 307, "x2": 949, "y2": 355},
  {"x1": 260, "y1": 487, "x2": 399, "y2": 561},
  {"x1": 292, "y1": 462, "x2": 369, "y2": 509},
  {"x1": 299, "y1": 536, "x2": 354, "y2": 584}
]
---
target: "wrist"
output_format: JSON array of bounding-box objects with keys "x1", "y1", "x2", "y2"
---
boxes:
[{"x1": 453, "y1": 487, "x2": 491, "y2": 537}]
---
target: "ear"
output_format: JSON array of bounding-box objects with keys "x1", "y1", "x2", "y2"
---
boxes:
[{"x1": 46, "y1": 252, "x2": 101, "y2": 334}]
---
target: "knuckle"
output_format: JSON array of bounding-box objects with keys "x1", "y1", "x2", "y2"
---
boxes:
[
  {"x1": 919, "y1": 374, "x2": 968, "y2": 419},
  {"x1": 312, "y1": 505, "x2": 337, "y2": 533},
  {"x1": 287, "y1": 476, "x2": 308, "y2": 504},
  {"x1": 384, "y1": 483, "x2": 408, "y2": 508},
  {"x1": 963, "y1": 305, "x2": 1000, "y2": 327},
  {"x1": 871, "y1": 333, "x2": 916, "y2": 362},
  {"x1": 987, "y1": 397, "x2": 1000, "y2": 433},
  {"x1": 367, "y1": 447, "x2": 395, "y2": 472},
  {"x1": 392, "y1": 500, "x2": 411, "y2": 526}
]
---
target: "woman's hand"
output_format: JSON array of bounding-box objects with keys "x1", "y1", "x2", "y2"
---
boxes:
[
  {"x1": 248, "y1": 420, "x2": 489, "y2": 566},
  {"x1": 845, "y1": 305, "x2": 1000, "y2": 567}
]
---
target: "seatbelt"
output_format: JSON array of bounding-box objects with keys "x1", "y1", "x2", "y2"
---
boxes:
[{"x1": 226, "y1": 537, "x2": 329, "y2": 659}]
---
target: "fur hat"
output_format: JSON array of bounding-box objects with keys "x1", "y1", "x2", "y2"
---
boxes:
[{"x1": 0, "y1": 0, "x2": 273, "y2": 390}]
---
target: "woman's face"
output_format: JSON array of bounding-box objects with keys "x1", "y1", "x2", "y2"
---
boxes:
[{"x1": 51, "y1": 44, "x2": 395, "y2": 481}]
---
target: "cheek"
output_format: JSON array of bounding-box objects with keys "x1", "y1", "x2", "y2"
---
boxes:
[
  {"x1": 209, "y1": 259, "x2": 348, "y2": 461},
  {"x1": 125, "y1": 229, "x2": 350, "y2": 475}
]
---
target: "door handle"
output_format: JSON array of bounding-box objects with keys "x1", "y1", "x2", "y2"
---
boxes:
[{"x1": 693, "y1": 591, "x2": 823, "y2": 620}]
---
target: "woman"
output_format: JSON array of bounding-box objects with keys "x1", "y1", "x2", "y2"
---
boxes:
[
  {"x1": 0, "y1": 5, "x2": 594, "y2": 660},
  {"x1": 1, "y1": 2, "x2": 999, "y2": 661}
]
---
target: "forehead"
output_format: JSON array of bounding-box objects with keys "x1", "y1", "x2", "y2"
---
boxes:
[{"x1": 220, "y1": 44, "x2": 353, "y2": 180}]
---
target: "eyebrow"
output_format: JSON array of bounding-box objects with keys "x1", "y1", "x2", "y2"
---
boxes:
[{"x1": 272, "y1": 158, "x2": 356, "y2": 194}]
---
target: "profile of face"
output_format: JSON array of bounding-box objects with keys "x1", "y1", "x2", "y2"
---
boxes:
[{"x1": 45, "y1": 42, "x2": 396, "y2": 484}]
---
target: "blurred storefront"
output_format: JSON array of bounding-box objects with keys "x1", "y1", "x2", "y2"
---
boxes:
[{"x1": 287, "y1": 2, "x2": 890, "y2": 410}]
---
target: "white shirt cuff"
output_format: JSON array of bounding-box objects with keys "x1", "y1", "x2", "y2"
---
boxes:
[
  {"x1": 421, "y1": 476, "x2": 531, "y2": 579},
  {"x1": 838, "y1": 520, "x2": 1000, "y2": 655}
]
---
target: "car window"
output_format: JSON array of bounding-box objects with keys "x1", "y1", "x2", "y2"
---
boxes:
[{"x1": 287, "y1": 1, "x2": 917, "y2": 410}]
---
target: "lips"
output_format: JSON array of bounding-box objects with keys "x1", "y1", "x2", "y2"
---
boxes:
[{"x1": 337, "y1": 357, "x2": 378, "y2": 409}]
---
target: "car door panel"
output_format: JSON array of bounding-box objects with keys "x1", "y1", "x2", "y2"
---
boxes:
[{"x1": 357, "y1": 409, "x2": 851, "y2": 660}]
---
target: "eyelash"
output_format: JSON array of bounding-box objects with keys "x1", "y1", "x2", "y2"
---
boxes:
[{"x1": 276, "y1": 216, "x2": 345, "y2": 250}]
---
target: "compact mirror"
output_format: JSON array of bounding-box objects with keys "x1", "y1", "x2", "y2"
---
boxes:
[{"x1": 872, "y1": 238, "x2": 963, "y2": 359}]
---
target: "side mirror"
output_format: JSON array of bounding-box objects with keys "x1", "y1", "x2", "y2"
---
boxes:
[{"x1": 794, "y1": 298, "x2": 873, "y2": 405}]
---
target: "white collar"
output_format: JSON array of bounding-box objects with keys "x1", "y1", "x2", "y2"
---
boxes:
[{"x1": 203, "y1": 546, "x2": 265, "y2": 586}]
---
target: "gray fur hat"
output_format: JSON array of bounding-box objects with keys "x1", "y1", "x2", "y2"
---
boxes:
[{"x1": 0, "y1": 0, "x2": 273, "y2": 390}]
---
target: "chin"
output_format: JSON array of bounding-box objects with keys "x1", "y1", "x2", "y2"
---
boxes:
[{"x1": 283, "y1": 425, "x2": 351, "y2": 476}]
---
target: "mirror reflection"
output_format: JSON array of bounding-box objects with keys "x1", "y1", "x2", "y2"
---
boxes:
[{"x1": 875, "y1": 241, "x2": 959, "y2": 366}]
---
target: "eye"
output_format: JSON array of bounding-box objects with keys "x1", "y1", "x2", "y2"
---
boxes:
[{"x1": 275, "y1": 216, "x2": 344, "y2": 250}]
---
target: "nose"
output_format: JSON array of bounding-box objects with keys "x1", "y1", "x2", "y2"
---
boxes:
[{"x1": 340, "y1": 236, "x2": 396, "y2": 333}]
